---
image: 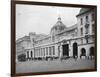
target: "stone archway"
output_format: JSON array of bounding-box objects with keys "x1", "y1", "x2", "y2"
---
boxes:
[
  {"x1": 89, "y1": 47, "x2": 94, "y2": 59},
  {"x1": 80, "y1": 48, "x2": 86, "y2": 59},
  {"x1": 73, "y1": 42, "x2": 78, "y2": 58},
  {"x1": 90, "y1": 47, "x2": 94, "y2": 56}
]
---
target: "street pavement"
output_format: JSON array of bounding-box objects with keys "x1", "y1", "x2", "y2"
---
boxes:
[{"x1": 16, "y1": 58, "x2": 95, "y2": 73}]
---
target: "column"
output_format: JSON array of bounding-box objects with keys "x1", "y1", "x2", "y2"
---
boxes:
[
  {"x1": 48, "y1": 47, "x2": 50, "y2": 56},
  {"x1": 44, "y1": 48, "x2": 45, "y2": 57},
  {"x1": 40, "y1": 48, "x2": 42, "y2": 58},
  {"x1": 39, "y1": 48, "x2": 41, "y2": 57},
  {"x1": 51, "y1": 46, "x2": 53, "y2": 57},
  {"x1": 46, "y1": 47, "x2": 48, "y2": 57},
  {"x1": 52, "y1": 46, "x2": 55, "y2": 56},
  {"x1": 60, "y1": 45, "x2": 63, "y2": 58},
  {"x1": 38, "y1": 48, "x2": 40, "y2": 57},
  {"x1": 36, "y1": 49, "x2": 37, "y2": 58},
  {"x1": 27, "y1": 51, "x2": 29, "y2": 60},
  {"x1": 29, "y1": 50, "x2": 31, "y2": 60},
  {"x1": 34, "y1": 48, "x2": 35, "y2": 58},
  {"x1": 55, "y1": 43, "x2": 60, "y2": 57},
  {"x1": 49, "y1": 47, "x2": 51, "y2": 56},
  {"x1": 37, "y1": 49, "x2": 38, "y2": 58},
  {"x1": 41, "y1": 48, "x2": 43, "y2": 58},
  {"x1": 32, "y1": 49, "x2": 34, "y2": 58},
  {"x1": 56, "y1": 46, "x2": 60, "y2": 57},
  {"x1": 42, "y1": 48, "x2": 44, "y2": 57},
  {"x1": 45, "y1": 47, "x2": 47, "y2": 57}
]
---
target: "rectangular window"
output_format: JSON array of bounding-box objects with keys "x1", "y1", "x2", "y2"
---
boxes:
[
  {"x1": 86, "y1": 16, "x2": 89, "y2": 23},
  {"x1": 80, "y1": 18, "x2": 83, "y2": 25},
  {"x1": 80, "y1": 28, "x2": 83, "y2": 36}
]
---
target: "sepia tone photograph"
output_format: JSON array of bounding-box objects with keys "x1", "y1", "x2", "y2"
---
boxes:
[{"x1": 11, "y1": 1, "x2": 97, "y2": 76}]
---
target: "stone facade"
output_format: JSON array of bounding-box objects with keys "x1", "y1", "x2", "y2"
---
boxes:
[{"x1": 16, "y1": 8, "x2": 95, "y2": 62}]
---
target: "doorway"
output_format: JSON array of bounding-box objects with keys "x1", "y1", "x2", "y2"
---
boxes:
[
  {"x1": 90, "y1": 47, "x2": 94, "y2": 56},
  {"x1": 73, "y1": 42, "x2": 78, "y2": 57}
]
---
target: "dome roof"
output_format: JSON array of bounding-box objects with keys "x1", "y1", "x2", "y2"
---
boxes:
[{"x1": 51, "y1": 17, "x2": 67, "y2": 34}]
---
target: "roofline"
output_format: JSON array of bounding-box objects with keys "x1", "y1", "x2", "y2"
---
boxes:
[
  {"x1": 35, "y1": 24, "x2": 77, "y2": 42},
  {"x1": 76, "y1": 8, "x2": 94, "y2": 17},
  {"x1": 56, "y1": 24, "x2": 77, "y2": 35}
]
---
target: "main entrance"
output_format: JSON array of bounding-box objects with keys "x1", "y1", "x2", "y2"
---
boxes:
[{"x1": 62, "y1": 44, "x2": 69, "y2": 56}]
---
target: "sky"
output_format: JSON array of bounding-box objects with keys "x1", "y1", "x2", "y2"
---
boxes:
[{"x1": 16, "y1": 4, "x2": 81, "y2": 40}]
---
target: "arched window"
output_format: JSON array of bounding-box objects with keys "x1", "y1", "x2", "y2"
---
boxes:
[
  {"x1": 90, "y1": 47, "x2": 94, "y2": 56},
  {"x1": 81, "y1": 48, "x2": 86, "y2": 56},
  {"x1": 73, "y1": 42, "x2": 78, "y2": 57}
]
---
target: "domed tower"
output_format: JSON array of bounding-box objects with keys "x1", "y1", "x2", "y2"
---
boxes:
[
  {"x1": 50, "y1": 17, "x2": 67, "y2": 42},
  {"x1": 50, "y1": 17, "x2": 67, "y2": 35}
]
